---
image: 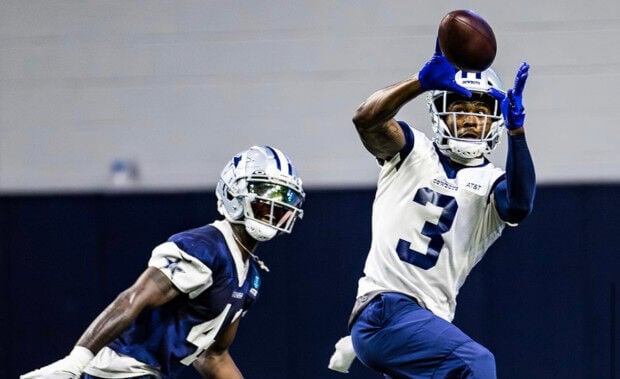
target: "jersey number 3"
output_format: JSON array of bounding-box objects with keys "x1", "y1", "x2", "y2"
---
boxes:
[{"x1": 396, "y1": 187, "x2": 457, "y2": 270}]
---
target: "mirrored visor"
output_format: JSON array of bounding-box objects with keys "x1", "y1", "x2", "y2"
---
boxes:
[{"x1": 247, "y1": 182, "x2": 303, "y2": 207}]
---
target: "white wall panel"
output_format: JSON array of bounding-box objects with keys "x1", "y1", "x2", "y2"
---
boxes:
[{"x1": 0, "y1": 0, "x2": 619, "y2": 192}]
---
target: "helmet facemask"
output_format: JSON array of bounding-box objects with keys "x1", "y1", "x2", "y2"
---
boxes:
[
  {"x1": 242, "y1": 177, "x2": 304, "y2": 241},
  {"x1": 429, "y1": 69, "x2": 505, "y2": 161}
]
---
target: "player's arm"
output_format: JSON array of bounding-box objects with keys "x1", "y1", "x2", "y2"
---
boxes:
[
  {"x1": 76, "y1": 266, "x2": 181, "y2": 352},
  {"x1": 490, "y1": 62, "x2": 536, "y2": 223},
  {"x1": 20, "y1": 267, "x2": 181, "y2": 379},
  {"x1": 353, "y1": 39, "x2": 471, "y2": 161},
  {"x1": 352, "y1": 78, "x2": 421, "y2": 161},
  {"x1": 193, "y1": 318, "x2": 244, "y2": 379}
]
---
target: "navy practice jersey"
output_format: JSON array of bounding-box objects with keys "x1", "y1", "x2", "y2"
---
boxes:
[
  {"x1": 357, "y1": 122, "x2": 507, "y2": 322},
  {"x1": 84, "y1": 220, "x2": 261, "y2": 379}
]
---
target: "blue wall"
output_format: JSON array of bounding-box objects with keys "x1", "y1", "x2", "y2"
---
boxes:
[{"x1": 3, "y1": 185, "x2": 619, "y2": 378}]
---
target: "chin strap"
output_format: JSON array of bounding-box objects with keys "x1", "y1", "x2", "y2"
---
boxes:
[
  {"x1": 447, "y1": 151, "x2": 485, "y2": 166},
  {"x1": 437, "y1": 145, "x2": 485, "y2": 166}
]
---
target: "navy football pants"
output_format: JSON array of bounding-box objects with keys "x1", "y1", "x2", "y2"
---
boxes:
[{"x1": 351, "y1": 292, "x2": 496, "y2": 379}]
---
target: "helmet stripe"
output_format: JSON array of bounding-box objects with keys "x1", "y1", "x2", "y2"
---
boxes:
[
  {"x1": 282, "y1": 153, "x2": 293, "y2": 175},
  {"x1": 287, "y1": 158, "x2": 293, "y2": 175},
  {"x1": 264, "y1": 145, "x2": 282, "y2": 171},
  {"x1": 265, "y1": 145, "x2": 294, "y2": 175}
]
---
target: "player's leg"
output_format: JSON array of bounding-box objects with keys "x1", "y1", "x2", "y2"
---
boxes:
[
  {"x1": 351, "y1": 292, "x2": 495, "y2": 379},
  {"x1": 430, "y1": 339, "x2": 496, "y2": 378},
  {"x1": 352, "y1": 291, "x2": 446, "y2": 378}
]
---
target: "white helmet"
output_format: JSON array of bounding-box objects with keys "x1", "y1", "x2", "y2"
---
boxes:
[
  {"x1": 216, "y1": 145, "x2": 305, "y2": 241},
  {"x1": 428, "y1": 69, "x2": 505, "y2": 161}
]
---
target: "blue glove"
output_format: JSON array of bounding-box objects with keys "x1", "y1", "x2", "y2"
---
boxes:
[
  {"x1": 418, "y1": 39, "x2": 471, "y2": 98},
  {"x1": 489, "y1": 62, "x2": 529, "y2": 130}
]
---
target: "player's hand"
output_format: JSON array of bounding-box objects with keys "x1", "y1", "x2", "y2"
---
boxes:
[
  {"x1": 21, "y1": 347, "x2": 94, "y2": 379},
  {"x1": 20, "y1": 360, "x2": 81, "y2": 379},
  {"x1": 418, "y1": 38, "x2": 472, "y2": 98},
  {"x1": 21, "y1": 373, "x2": 78, "y2": 379},
  {"x1": 489, "y1": 62, "x2": 529, "y2": 130},
  {"x1": 328, "y1": 335, "x2": 356, "y2": 373}
]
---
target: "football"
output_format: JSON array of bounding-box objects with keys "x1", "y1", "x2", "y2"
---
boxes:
[{"x1": 437, "y1": 10, "x2": 496, "y2": 72}]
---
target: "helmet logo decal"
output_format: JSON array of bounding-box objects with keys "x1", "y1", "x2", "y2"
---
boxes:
[{"x1": 462, "y1": 79, "x2": 482, "y2": 85}]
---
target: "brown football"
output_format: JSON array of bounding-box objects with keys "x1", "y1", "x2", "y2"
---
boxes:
[{"x1": 438, "y1": 10, "x2": 496, "y2": 72}]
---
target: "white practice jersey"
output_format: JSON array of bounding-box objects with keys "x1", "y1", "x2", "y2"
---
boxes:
[{"x1": 357, "y1": 122, "x2": 507, "y2": 322}]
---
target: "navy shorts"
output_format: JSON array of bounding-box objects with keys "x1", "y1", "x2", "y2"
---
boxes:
[{"x1": 350, "y1": 292, "x2": 496, "y2": 379}]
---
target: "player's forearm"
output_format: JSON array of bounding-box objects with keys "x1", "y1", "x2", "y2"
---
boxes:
[
  {"x1": 495, "y1": 133, "x2": 536, "y2": 223},
  {"x1": 352, "y1": 75, "x2": 424, "y2": 131},
  {"x1": 506, "y1": 133, "x2": 536, "y2": 198},
  {"x1": 75, "y1": 289, "x2": 143, "y2": 353},
  {"x1": 76, "y1": 267, "x2": 179, "y2": 353}
]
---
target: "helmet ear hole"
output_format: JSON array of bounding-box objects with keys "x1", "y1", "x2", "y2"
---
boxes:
[
  {"x1": 228, "y1": 198, "x2": 244, "y2": 220},
  {"x1": 225, "y1": 186, "x2": 244, "y2": 220},
  {"x1": 216, "y1": 178, "x2": 244, "y2": 221}
]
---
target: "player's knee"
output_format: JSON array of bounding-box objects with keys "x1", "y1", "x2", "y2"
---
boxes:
[
  {"x1": 474, "y1": 344, "x2": 495, "y2": 364},
  {"x1": 467, "y1": 343, "x2": 496, "y2": 377}
]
